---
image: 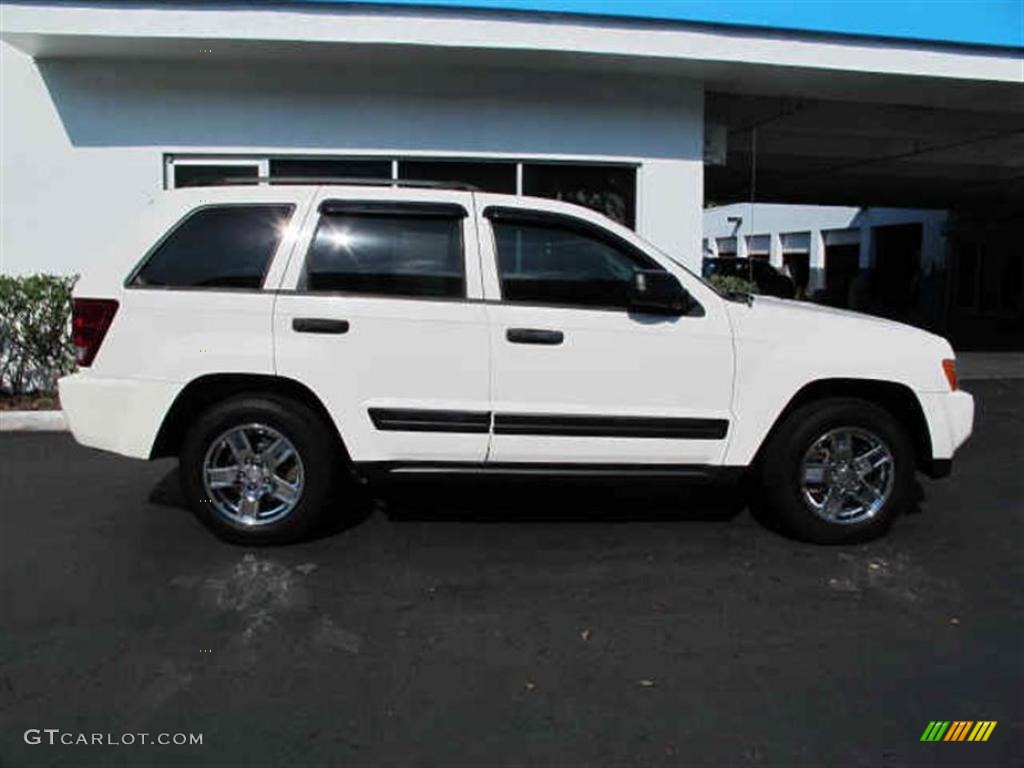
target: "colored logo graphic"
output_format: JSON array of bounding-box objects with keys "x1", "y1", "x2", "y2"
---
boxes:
[{"x1": 921, "y1": 721, "x2": 997, "y2": 742}]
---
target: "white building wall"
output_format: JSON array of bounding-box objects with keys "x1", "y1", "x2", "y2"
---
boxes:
[{"x1": 0, "y1": 41, "x2": 705, "y2": 276}]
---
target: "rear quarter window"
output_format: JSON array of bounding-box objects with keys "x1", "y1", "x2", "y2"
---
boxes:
[{"x1": 130, "y1": 205, "x2": 294, "y2": 289}]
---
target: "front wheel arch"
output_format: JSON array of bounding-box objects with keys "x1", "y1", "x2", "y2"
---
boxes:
[{"x1": 751, "y1": 378, "x2": 932, "y2": 474}]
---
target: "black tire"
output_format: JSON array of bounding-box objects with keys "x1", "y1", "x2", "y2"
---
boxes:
[
  {"x1": 759, "y1": 397, "x2": 915, "y2": 544},
  {"x1": 179, "y1": 394, "x2": 339, "y2": 545}
]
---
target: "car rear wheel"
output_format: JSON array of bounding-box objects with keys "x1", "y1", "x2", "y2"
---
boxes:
[
  {"x1": 760, "y1": 397, "x2": 915, "y2": 543},
  {"x1": 180, "y1": 395, "x2": 338, "y2": 544}
]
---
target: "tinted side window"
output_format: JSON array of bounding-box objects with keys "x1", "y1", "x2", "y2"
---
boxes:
[
  {"x1": 493, "y1": 220, "x2": 659, "y2": 309},
  {"x1": 132, "y1": 205, "x2": 293, "y2": 289},
  {"x1": 303, "y1": 213, "x2": 464, "y2": 298}
]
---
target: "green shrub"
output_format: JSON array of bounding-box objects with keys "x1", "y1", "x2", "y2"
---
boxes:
[
  {"x1": 0, "y1": 274, "x2": 77, "y2": 396},
  {"x1": 707, "y1": 273, "x2": 757, "y2": 296}
]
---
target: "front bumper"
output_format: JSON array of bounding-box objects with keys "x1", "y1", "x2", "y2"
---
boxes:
[
  {"x1": 917, "y1": 389, "x2": 974, "y2": 473},
  {"x1": 59, "y1": 373, "x2": 181, "y2": 459}
]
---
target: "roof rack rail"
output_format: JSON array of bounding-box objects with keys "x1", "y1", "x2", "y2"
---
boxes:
[{"x1": 212, "y1": 176, "x2": 481, "y2": 192}]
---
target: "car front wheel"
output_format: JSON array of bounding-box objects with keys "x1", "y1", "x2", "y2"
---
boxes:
[{"x1": 760, "y1": 397, "x2": 915, "y2": 543}]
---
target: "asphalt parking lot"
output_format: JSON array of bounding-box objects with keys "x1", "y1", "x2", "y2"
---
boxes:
[{"x1": 1, "y1": 380, "x2": 1021, "y2": 767}]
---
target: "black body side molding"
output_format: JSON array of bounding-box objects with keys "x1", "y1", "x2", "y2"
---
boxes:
[
  {"x1": 368, "y1": 408, "x2": 490, "y2": 433},
  {"x1": 366, "y1": 408, "x2": 728, "y2": 440},
  {"x1": 493, "y1": 413, "x2": 728, "y2": 440}
]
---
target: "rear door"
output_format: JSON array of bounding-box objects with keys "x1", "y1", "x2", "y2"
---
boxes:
[{"x1": 273, "y1": 187, "x2": 491, "y2": 465}]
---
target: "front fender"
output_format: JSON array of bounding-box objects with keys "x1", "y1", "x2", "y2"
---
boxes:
[{"x1": 721, "y1": 301, "x2": 955, "y2": 466}]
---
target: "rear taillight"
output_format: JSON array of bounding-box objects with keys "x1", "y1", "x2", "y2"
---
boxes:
[
  {"x1": 942, "y1": 358, "x2": 959, "y2": 391},
  {"x1": 72, "y1": 298, "x2": 118, "y2": 367}
]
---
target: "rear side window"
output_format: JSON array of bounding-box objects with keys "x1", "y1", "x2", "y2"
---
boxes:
[
  {"x1": 131, "y1": 205, "x2": 293, "y2": 289},
  {"x1": 302, "y1": 211, "x2": 464, "y2": 298}
]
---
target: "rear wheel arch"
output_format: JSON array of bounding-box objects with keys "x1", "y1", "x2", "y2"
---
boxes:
[
  {"x1": 150, "y1": 373, "x2": 350, "y2": 462},
  {"x1": 753, "y1": 378, "x2": 932, "y2": 471}
]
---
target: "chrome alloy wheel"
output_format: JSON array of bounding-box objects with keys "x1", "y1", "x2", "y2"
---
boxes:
[
  {"x1": 202, "y1": 423, "x2": 304, "y2": 527},
  {"x1": 800, "y1": 427, "x2": 895, "y2": 525}
]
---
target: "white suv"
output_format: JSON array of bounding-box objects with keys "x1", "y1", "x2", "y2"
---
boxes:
[{"x1": 59, "y1": 181, "x2": 974, "y2": 544}]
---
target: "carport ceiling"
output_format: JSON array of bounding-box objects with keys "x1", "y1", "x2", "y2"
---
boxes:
[{"x1": 705, "y1": 92, "x2": 1024, "y2": 210}]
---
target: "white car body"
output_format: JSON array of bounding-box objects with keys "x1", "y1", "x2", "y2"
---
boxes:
[{"x1": 59, "y1": 184, "x2": 973, "y2": 483}]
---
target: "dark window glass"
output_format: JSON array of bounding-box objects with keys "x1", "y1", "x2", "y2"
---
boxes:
[
  {"x1": 522, "y1": 164, "x2": 637, "y2": 228},
  {"x1": 174, "y1": 164, "x2": 258, "y2": 188},
  {"x1": 825, "y1": 244, "x2": 861, "y2": 307},
  {"x1": 304, "y1": 213, "x2": 464, "y2": 298},
  {"x1": 132, "y1": 205, "x2": 292, "y2": 289},
  {"x1": 493, "y1": 219, "x2": 658, "y2": 309},
  {"x1": 783, "y1": 252, "x2": 810, "y2": 295},
  {"x1": 399, "y1": 160, "x2": 516, "y2": 194},
  {"x1": 270, "y1": 158, "x2": 391, "y2": 180}
]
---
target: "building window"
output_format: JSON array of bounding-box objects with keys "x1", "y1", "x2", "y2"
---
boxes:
[
  {"x1": 173, "y1": 163, "x2": 260, "y2": 188},
  {"x1": 302, "y1": 209, "x2": 465, "y2": 299},
  {"x1": 165, "y1": 155, "x2": 639, "y2": 229},
  {"x1": 399, "y1": 160, "x2": 516, "y2": 194},
  {"x1": 270, "y1": 158, "x2": 390, "y2": 180},
  {"x1": 521, "y1": 163, "x2": 636, "y2": 228},
  {"x1": 130, "y1": 205, "x2": 293, "y2": 289},
  {"x1": 491, "y1": 215, "x2": 658, "y2": 310}
]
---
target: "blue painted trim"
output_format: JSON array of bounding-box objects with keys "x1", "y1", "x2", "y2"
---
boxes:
[{"x1": 297, "y1": 0, "x2": 1024, "y2": 49}]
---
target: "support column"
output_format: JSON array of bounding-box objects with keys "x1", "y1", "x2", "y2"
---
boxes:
[
  {"x1": 769, "y1": 232, "x2": 783, "y2": 269},
  {"x1": 810, "y1": 230, "x2": 826, "y2": 291}
]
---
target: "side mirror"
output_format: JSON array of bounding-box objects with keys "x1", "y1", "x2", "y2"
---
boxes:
[{"x1": 628, "y1": 270, "x2": 690, "y2": 316}]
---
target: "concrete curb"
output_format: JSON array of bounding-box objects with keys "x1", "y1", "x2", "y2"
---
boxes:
[{"x1": 0, "y1": 411, "x2": 67, "y2": 432}]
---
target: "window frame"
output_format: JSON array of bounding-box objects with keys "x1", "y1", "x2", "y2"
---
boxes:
[
  {"x1": 484, "y1": 205, "x2": 665, "y2": 313},
  {"x1": 296, "y1": 200, "x2": 471, "y2": 301},
  {"x1": 124, "y1": 203, "x2": 296, "y2": 292},
  {"x1": 163, "y1": 154, "x2": 640, "y2": 231}
]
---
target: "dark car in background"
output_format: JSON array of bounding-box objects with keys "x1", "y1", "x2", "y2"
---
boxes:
[{"x1": 703, "y1": 257, "x2": 796, "y2": 299}]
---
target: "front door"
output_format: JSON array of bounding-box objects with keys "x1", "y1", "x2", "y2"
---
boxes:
[
  {"x1": 476, "y1": 198, "x2": 734, "y2": 467},
  {"x1": 273, "y1": 188, "x2": 491, "y2": 465}
]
